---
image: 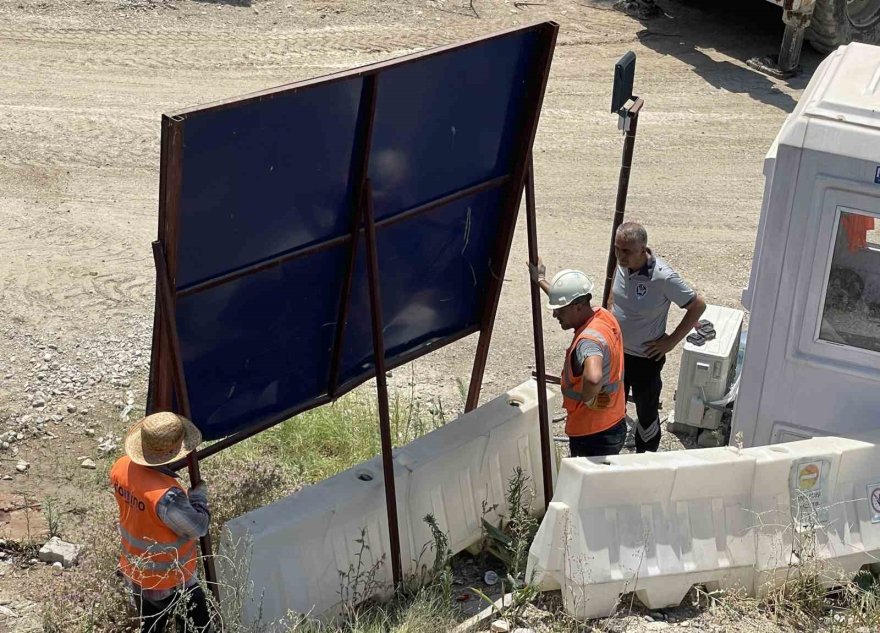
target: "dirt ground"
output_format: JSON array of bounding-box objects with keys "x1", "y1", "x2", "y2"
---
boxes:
[{"x1": 0, "y1": 0, "x2": 823, "y2": 628}]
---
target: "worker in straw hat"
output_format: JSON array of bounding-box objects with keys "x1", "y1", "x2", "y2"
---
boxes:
[
  {"x1": 109, "y1": 412, "x2": 214, "y2": 632},
  {"x1": 529, "y1": 260, "x2": 627, "y2": 457}
]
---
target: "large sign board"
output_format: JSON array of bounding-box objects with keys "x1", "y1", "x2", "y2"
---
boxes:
[{"x1": 148, "y1": 22, "x2": 558, "y2": 441}]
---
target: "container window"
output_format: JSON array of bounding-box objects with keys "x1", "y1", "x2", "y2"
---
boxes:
[{"x1": 819, "y1": 210, "x2": 880, "y2": 352}]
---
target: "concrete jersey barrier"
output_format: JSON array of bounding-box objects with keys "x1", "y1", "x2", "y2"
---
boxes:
[
  {"x1": 218, "y1": 379, "x2": 557, "y2": 626},
  {"x1": 527, "y1": 435, "x2": 880, "y2": 620}
]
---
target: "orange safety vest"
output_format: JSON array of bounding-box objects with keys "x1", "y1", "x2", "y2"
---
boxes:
[
  {"x1": 842, "y1": 213, "x2": 875, "y2": 252},
  {"x1": 109, "y1": 456, "x2": 197, "y2": 591},
  {"x1": 561, "y1": 307, "x2": 625, "y2": 437}
]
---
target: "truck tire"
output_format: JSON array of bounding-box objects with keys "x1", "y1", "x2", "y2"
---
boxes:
[{"x1": 807, "y1": 0, "x2": 880, "y2": 52}]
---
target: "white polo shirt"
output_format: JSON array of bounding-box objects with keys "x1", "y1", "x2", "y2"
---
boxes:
[{"x1": 610, "y1": 253, "x2": 696, "y2": 357}]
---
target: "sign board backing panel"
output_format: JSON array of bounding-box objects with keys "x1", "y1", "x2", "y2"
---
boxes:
[{"x1": 149, "y1": 22, "x2": 559, "y2": 440}]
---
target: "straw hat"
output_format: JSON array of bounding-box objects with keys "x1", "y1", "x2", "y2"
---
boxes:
[{"x1": 124, "y1": 412, "x2": 202, "y2": 467}]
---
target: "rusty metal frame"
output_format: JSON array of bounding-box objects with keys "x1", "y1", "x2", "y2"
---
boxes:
[
  {"x1": 361, "y1": 180, "x2": 403, "y2": 585},
  {"x1": 524, "y1": 154, "x2": 554, "y2": 509},
  {"x1": 169, "y1": 23, "x2": 556, "y2": 119},
  {"x1": 175, "y1": 174, "x2": 511, "y2": 299},
  {"x1": 147, "y1": 115, "x2": 183, "y2": 414},
  {"x1": 329, "y1": 75, "x2": 379, "y2": 397},
  {"x1": 151, "y1": 240, "x2": 220, "y2": 602},
  {"x1": 149, "y1": 21, "x2": 559, "y2": 595},
  {"x1": 464, "y1": 23, "x2": 559, "y2": 412}
]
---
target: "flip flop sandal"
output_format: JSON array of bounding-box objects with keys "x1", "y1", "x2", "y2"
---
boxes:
[
  {"x1": 686, "y1": 332, "x2": 707, "y2": 346},
  {"x1": 695, "y1": 321, "x2": 717, "y2": 341}
]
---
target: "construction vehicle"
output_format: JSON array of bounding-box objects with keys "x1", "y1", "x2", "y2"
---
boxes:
[{"x1": 753, "y1": 0, "x2": 880, "y2": 76}]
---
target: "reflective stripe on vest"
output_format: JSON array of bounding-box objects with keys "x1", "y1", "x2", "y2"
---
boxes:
[
  {"x1": 561, "y1": 308, "x2": 626, "y2": 437},
  {"x1": 123, "y1": 548, "x2": 196, "y2": 572},
  {"x1": 561, "y1": 380, "x2": 621, "y2": 403},
  {"x1": 119, "y1": 524, "x2": 191, "y2": 554},
  {"x1": 110, "y1": 456, "x2": 198, "y2": 591},
  {"x1": 118, "y1": 524, "x2": 196, "y2": 573},
  {"x1": 560, "y1": 325, "x2": 622, "y2": 402}
]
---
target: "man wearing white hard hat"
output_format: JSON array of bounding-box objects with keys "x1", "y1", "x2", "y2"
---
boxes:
[
  {"x1": 529, "y1": 261, "x2": 627, "y2": 457},
  {"x1": 110, "y1": 412, "x2": 214, "y2": 632}
]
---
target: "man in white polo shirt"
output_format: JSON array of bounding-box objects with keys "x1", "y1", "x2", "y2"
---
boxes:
[{"x1": 611, "y1": 222, "x2": 706, "y2": 452}]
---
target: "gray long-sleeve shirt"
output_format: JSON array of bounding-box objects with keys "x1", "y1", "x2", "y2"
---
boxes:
[{"x1": 156, "y1": 482, "x2": 210, "y2": 540}]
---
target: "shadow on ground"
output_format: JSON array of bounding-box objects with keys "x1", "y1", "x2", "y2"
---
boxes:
[{"x1": 622, "y1": 0, "x2": 825, "y2": 112}]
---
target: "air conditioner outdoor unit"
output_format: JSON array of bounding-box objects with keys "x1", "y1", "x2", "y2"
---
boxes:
[{"x1": 673, "y1": 304, "x2": 744, "y2": 432}]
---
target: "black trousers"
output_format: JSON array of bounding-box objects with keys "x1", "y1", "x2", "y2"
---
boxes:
[
  {"x1": 133, "y1": 584, "x2": 213, "y2": 633},
  {"x1": 624, "y1": 354, "x2": 665, "y2": 453},
  {"x1": 568, "y1": 418, "x2": 627, "y2": 457}
]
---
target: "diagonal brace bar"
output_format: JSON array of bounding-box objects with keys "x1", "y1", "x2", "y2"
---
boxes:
[
  {"x1": 329, "y1": 75, "x2": 379, "y2": 396},
  {"x1": 464, "y1": 22, "x2": 559, "y2": 412},
  {"x1": 152, "y1": 240, "x2": 220, "y2": 604}
]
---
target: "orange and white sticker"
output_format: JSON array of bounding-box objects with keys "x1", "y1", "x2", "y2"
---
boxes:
[{"x1": 789, "y1": 457, "x2": 831, "y2": 527}]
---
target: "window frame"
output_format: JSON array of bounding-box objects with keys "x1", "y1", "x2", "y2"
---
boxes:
[{"x1": 807, "y1": 201, "x2": 880, "y2": 362}]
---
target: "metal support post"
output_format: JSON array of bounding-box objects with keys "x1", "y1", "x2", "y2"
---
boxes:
[
  {"x1": 602, "y1": 98, "x2": 643, "y2": 309},
  {"x1": 362, "y1": 181, "x2": 403, "y2": 587},
  {"x1": 524, "y1": 154, "x2": 554, "y2": 509}
]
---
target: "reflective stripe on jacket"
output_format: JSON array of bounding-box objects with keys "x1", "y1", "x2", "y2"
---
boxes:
[
  {"x1": 561, "y1": 307, "x2": 626, "y2": 437},
  {"x1": 110, "y1": 456, "x2": 197, "y2": 591}
]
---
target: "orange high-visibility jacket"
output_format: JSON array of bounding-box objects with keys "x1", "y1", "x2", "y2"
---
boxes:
[
  {"x1": 110, "y1": 456, "x2": 197, "y2": 591},
  {"x1": 561, "y1": 307, "x2": 626, "y2": 437}
]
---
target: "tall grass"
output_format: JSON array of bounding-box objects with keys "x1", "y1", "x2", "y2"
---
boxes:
[
  {"x1": 211, "y1": 391, "x2": 448, "y2": 489},
  {"x1": 204, "y1": 391, "x2": 450, "y2": 538}
]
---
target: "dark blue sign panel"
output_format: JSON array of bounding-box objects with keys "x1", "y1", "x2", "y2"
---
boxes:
[
  {"x1": 149, "y1": 23, "x2": 557, "y2": 440},
  {"x1": 175, "y1": 78, "x2": 364, "y2": 288}
]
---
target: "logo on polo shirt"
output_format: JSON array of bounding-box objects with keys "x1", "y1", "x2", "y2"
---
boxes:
[{"x1": 636, "y1": 282, "x2": 648, "y2": 299}]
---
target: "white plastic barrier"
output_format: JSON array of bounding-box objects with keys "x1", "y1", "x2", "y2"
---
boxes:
[
  {"x1": 219, "y1": 379, "x2": 557, "y2": 626},
  {"x1": 527, "y1": 435, "x2": 880, "y2": 620}
]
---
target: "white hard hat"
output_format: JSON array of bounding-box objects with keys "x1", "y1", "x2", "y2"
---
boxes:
[{"x1": 547, "y1": 269, "x2": 594, "y2": 310}]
